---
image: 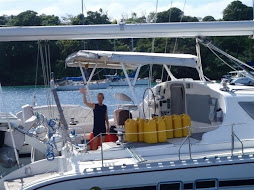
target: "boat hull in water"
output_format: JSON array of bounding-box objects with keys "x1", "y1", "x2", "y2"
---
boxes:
[
  {"x1": 4, "y1": 154, "x2": 254, "y2": 190},
  {"x1": 56, "y1": 82, "x2": 110, "y2": 91},
  {"x1": 110, "y1": 78, "x2": 149, "y2": 86}
]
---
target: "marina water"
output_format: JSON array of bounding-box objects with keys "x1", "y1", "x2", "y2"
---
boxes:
[{"x1": 1, "y1": 85, "x2": 149, "y2": 118}]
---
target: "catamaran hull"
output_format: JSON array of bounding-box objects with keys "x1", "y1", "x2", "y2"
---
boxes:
[{"x1": 17, "y1": 158, "x2": 254, "y2": 190}]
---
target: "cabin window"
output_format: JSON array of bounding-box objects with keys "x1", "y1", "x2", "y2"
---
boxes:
[
  {"x1": 110, "y1": 186, "x2": 156, "y2": 190},
  {"x1": 157, "y1": 182, "x2": 183, "y2": 190},
  {"x1": 239, "y1": 102, "x2": 254, "y2": 120}
]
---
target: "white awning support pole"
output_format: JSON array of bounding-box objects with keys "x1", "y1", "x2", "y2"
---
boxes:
[
  {"x1": 79, "y1": 63, "x2": 93, "y2": 102},
  {"x1": 163, "y1": 64, "x2": 176, "y2": 81},
  {"x1": 196, "y1": 66, "x2": 206, "y2": 82},
  {"x1": 120, "y1": 62, "x2": 144, "y2": 118},
  {"x1": 132, "y1": 65, "x2": 141, "y2": 86},
  {"x1": 87, "y1": 63, "x2": 98, "y2": 85},
  {"x1": 196, "y1": 38, "x2": 206, "y2": 82}
]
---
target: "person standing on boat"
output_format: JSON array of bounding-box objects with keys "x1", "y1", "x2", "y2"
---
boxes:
[{"x1": 79, "y1": 88, "x2": 109, "y2": 150}]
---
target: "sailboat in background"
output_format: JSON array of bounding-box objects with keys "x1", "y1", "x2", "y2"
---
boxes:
[
  {"x1": 105, "y1": 71, "x2": 149, "y2": 86},
  {"x1": 55, "y1": 76, "x2": 110, "y2": 91}
]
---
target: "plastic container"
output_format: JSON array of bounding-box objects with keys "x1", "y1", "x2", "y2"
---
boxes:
[
  {"x1": 105, "y1": 134, "x2": 118, "y2": 142},
  {"x1": 155, "y1": 118, "x2": 167, "y2": 143},
  {"x1": 89, "y1": 132, "x2": 101, "y2": 150},
  {"x1": 181, "y1": 114, "x2": 192, "y2": 137},
  {"x1": 171, "y1": 115, "x2": 183, "y2": 138},
  {"x1": 136, "y1": 118, "x2": 144, "y2": 142},
  {"x1": 161, "y1": 115, "x2": 173, "y2": 139},
  {"x1": 90, "y1": 132, "x2": 118, "y2": 150},
  {"x1": 144, "y1": 119, "x2": 157, "y2": 144},
  {"x1": 125, "y1": 119, "x2": 138, "y2": 142}
]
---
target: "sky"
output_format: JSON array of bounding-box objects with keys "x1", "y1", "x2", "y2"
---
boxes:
[{"x1": 0, "y1": 0, "x2": 253, "y2": 21}]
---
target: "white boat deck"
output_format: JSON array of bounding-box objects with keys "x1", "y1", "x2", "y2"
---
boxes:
[{"x1": 4, "y1": 147, "x2": 254, "y2": 190}]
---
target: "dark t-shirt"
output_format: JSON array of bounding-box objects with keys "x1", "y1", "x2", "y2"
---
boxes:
[{"x1": 93, "y1": 104, "x2": 107, "y2": 136}]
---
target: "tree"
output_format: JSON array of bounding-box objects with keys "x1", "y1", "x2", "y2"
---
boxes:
[
  {"x1": 40, "y1": 14, "x2": 61, "y2": 26},
  {"x1": 9, "y1": 10, "x2": 41, "y2": 26},
  {"x1": 156, "y1": 8, "x2": 183, "y2": 23},
  {"x1": 223, "y1": 1, "x2": 253, "y2": 21},
  {"x1": 203, "y1": 16, "x2": 216, "y2": 21},
  {"x1": 70, "y1": 9, "x2": 111, "y2": 25},
  {"x1": 0, "y1": 15, "x2": 9, "y2": 25},
  {"x1": 181, "y1": 16, "x2": 199, "y2": 22},
  {"x1": 125, "y1": 12, "x2": 146, "y2": 24}
]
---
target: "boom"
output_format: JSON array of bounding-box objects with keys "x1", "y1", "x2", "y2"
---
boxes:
[{"x1": 0, "y1": 21, "x2": 253, "y2": 42}]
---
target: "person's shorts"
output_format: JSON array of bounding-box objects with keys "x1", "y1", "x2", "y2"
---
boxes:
[{"x1": 93, "y1": 127, "x2": 106, "y2": 137}]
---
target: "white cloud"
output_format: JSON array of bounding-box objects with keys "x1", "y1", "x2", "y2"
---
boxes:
[
  {"x1": 1, "y1": 9, "x2": 22, "y2": 16},
  {"x1": 38, "y1": 6, "x2": 62, "y2": 16}
]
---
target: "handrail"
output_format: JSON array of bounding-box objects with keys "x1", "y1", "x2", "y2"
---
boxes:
[
  {"x1": 231, "y1": 124, "x2": 244, "y2": 156},
  {"x1": 100, "y1": 134, "x2": 104, "y2": 167},
  {"x1": 178, "y1": 126, "x2": 192, "y2": 160},
  {"x1": 82, "y1": 122, "x2": 248, "y2": 167}
]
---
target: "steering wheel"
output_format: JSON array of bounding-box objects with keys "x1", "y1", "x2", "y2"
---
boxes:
[{"x1": 142, "y1": 88, "x2": 157, "y2": 119}]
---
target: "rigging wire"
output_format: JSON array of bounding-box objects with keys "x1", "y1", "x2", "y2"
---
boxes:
[
  {"x1": 148, "y1": 0, "x2": 159, "y2": 89},
  {"x1": 161, "y1": 0, "x2": 174, "y2": 82},
  {"x1": 33, "y1": 41, "x2": 40, "y2": 106},
  {"x1": 173, "y1": 0, "x2": 187, "y2": 53},
  {"x1": 166, "y1": 0, "x2": 187, "y2": 81},
  {"x1": 207, "y1": 46, "x2": 254, "y2": 81},
  {"x1": 38, "y1": 41, "x2": 53, "y2": 118}
]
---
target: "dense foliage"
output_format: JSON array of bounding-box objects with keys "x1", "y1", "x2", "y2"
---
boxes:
[{"x1": 0, "y1": 1, "x2": 253, "y2": 85}]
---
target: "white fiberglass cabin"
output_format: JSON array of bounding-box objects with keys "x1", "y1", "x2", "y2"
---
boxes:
[{"x1": 3, "y1": 45, "x2": 254, "y2": 189}]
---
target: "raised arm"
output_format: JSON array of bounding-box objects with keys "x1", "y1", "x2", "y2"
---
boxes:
[
  {"x1": 105, "y1": 109, "x2": 110, "y2": 133},
  {"x1": 79, "y1": 88, "x2": 95, "y2": 109}
]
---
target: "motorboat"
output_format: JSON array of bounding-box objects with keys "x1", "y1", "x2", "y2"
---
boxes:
[
  {"x1": 1, "y1": 20, "x2": 254, "y2": 189},
  {"x1": 55, "y1": 77, "x2": 110, "y2": 91},
  {"x1": 226, "y1": 70, "x2": 254, "y2": 86}
]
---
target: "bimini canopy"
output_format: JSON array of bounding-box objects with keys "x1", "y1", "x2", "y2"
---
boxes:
[{"x1": 66, "y1": 50, "x2": 198, "y2": 70}]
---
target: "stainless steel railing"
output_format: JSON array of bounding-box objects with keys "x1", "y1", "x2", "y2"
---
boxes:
[
  {"x1": 231, "y1": 123, "x2": 244, "y2": 156},
  {"x1": 83, "y1": 122, "x2": 247, "y2": 168},
  {"x1": 178, "y1": 126, "x2": 192, "y2": 160}
]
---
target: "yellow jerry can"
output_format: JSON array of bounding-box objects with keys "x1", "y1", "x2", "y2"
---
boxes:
[
  {"x1": 125, "y1": 119, "x2": 138, "y2": 142},
  {"x1": 171, "y1": 115, "x2": 183, "y2": 138},
  {"x1": 155, "y1": 118, "x2": 167, "y2": 143},
  {"x1": 181, "y1": 114, "x2": 191, "y2": 137},
  {"x1": 144, "y1": 119, "x2": 158, "y2": 144},
  {"x1": 161, "y1": 115, "x2": 173, "y2": 139},
  {"x1": 136, "y1": 118, "x2": 145, "y2": 142}
]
